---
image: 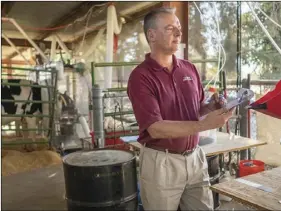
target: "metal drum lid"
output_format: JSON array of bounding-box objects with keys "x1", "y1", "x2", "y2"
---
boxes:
[{"x1": 63, "y1": 149, "x2": 135, "y2": 167}]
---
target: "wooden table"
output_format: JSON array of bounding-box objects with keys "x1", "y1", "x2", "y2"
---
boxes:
[
  {"x1": 121, "y1": 132, "x2": 267, "y2": 157},
  {"x1": 210, "y1": 167, "x2": 281, "y2": 210}
]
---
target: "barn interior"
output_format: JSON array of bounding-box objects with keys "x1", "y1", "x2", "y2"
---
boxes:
[{"x1": 1, "y1": 1, "x2": 281, "y2": 210}]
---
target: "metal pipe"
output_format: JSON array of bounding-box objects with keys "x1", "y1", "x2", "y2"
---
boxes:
[
  {"x1": 2, "y1": 141, "x2": 49, "y2": 145},
  {"x1": 2, "y1": 128, "x2": 50, "y2": 131},
  {"x1": 104, "y1": 110, "x2": 134, "y2": 117},
  {"x1": 227, "y1": 79, "x2": 279, "y2": 86},
  {"x1": 92, "y1": 59, "x2": 218, "y2": 68},
  {"x1": 239, "y1": 75, "x2": 251, "y2": 160},
  {"x1": 2, "y1": 17, "x2": 48, "y2": 61},
  {"x1": 92, "y1": 84, "x2": 105, "y2": 148},
  {"x1": 55, "y1": 34, "x2": 72, "y2": 58},
  {"x1": 91, "y1": 63, "x2": 95, "y2": 86},
  {"x1": 95, "y1": 61, "x2": 140, "y2": 67},
  {"x1": 103, "y1": 93, "x2": 128, "y2": 99},
  {"x1": 47, "y1": 61, "x2": 64, "y2": 80},
  {"x1": 89, "y1": 62, "x2": 95, "y2": 131},
  {"x1": 2, "y1": 114, "x2": 51, "y2": 118},
  {"x1": 1, "y1": 100, "x2": 55, "y2": 104},
  {"x1": 2, "y1": 33, "x2": 32, "y2": 65},
  {"x1": 1, "y1": 66, "x2": 57, "y2": 72},
  {"x1": 1, "y1": 83, "x2": 55, "y2": 89},
  {"x1": 1, "y1": 73, "x2": 27, "y2": 77},
  {"x1": 105, "y1": 126, "x2": 139, "y2": 133},
  {"x1": 104, "y1": 87, "x2": 127, "y2": 92}
]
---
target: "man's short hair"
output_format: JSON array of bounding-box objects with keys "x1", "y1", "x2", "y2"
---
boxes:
[{"x1": 143, "y1": 7, "x2": 176, "y2": 43}]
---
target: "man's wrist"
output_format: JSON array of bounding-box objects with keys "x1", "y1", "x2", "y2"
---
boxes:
[
  {"x1": 197, "y1": 118, "x2": 210, "y2": 132},
  {"x1": 200, "y1": 103, "x2": 213, "y2": 116}
]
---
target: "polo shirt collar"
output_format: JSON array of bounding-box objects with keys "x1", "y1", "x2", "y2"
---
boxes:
[{"x1": 145, "y1": 53, "x2": 179, "y2": 72}]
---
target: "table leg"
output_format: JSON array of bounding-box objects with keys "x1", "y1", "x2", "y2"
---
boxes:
[
  {"x1": 248, "y1": 148, "x2": 252, "y2": 160},
  {"x1": 236, "y1": 151, "x2": 240, "y2": 177}
]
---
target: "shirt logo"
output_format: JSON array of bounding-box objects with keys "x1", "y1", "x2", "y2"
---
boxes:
[{"x1": 183, "y1": 76, "x2": 193, "y2": 81}]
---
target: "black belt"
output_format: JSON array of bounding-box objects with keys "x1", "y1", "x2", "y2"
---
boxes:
[{"x1": 145, "y1": 144, "x2": 198, "y2": 156}]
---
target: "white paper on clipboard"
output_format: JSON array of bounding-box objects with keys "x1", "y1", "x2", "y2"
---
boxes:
[{"x1": 225, "y1": 88, "x2": 255, "y2": 110}]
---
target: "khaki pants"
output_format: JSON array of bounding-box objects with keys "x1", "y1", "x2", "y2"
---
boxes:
[{"x1": 139, "y1": 145, "x2": 214, "y2": 211}]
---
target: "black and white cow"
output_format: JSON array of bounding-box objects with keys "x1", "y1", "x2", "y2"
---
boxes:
[{"x1": 1, "y1": 79, "x2": 74, "y2": 150}]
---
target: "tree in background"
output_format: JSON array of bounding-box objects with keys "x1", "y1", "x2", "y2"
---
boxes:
[
  {"x1": 242, "y1": 2, "x2": 281, "y2": 79},
  {"x1": 188, "y1": 2, "x2": 281, "y2": 81}
]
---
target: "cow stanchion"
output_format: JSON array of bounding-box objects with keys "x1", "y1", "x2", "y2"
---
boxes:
[{"x1": 1, "y1": 65, "x2": 58, "y2": 151}]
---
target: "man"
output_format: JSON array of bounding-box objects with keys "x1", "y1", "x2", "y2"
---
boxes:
[{"x1": 127, "y1": 7, "x2": 233, "y2": 211}]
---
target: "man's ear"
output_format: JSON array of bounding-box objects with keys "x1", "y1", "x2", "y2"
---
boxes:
[{"x1": 147, "y1": 29, "x2": 156, "y2": 42}]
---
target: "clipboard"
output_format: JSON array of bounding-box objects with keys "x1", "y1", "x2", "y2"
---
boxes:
[{"x1": 225, "y1": 88, "x2": 255, "y2": 110}]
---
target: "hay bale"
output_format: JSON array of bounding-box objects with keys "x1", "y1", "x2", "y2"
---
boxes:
[
  {"x1": 1, "y1": 149, "x2": 23, "y2": 158},
  {"x1": 2, "y1": 136, "x2": 50, "y2": 152},
  {"x1": 1, "y1": 149, "x2": 62, "y2": 176}
]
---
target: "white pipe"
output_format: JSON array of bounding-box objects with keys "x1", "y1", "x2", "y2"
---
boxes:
[
  {"x1": 78, "y1": 115, "x2": 91, "y2": 138},
  {"x1": 50, "y1": 36, "x2": 57, "y2": 61},
  {"x1": 2, "y1": 33, "x2": 32, "y2": 65},
  {"x1": 55, "y1": 34, "x2": 72, "y2": 58},
  {"x1": 2, "y1": 17, "x2": 48, "y2": 62},
  {"x1": 247, "y1": 2, "x2": 281, "y2": 55},
  {"x1": 77, "y1": 28, "x2": 105, "y2": 60},
  {"x1": 213, "y1": 2, "x2": 222, "y2": 87},
  {"x1": 54, "y1": 61, "x2": 64, "y2": 81},
  {"x1": 105, "y1": 5, "x2": 123, "y2": 89}
]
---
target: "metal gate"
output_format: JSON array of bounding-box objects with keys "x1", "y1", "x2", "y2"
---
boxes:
[{"x1": 1, "y1": 65, "x2": 58, "y2": 148}]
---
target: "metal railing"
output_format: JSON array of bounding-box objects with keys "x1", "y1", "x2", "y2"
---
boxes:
[
  {"x1": 1, "y1": 65, "x2": 58, "y2": 147},
  {"x1": 90, "y1": 60, "x2": 222, "y2": 139}
]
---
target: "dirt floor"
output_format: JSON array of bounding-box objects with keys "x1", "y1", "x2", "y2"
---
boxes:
[
  {"x1": 2, "y1": 112, "x2": 278, "y2": 210},
  {"x1": 2, "y1": 164, "x2": 257, "y2": 211}
]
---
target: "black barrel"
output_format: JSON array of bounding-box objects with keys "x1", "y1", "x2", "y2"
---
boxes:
[
  {"x1": 207, "y1": 155, "x2": 220, "y2": 209},
  {"x1": 62, "y1": 148, "x2": 138, "y2": 211}
]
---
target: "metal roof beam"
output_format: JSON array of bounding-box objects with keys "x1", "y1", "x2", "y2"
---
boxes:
[
  {"x1": 5, "y1": 2, "x2": 96, "y2": 59},
  {"x1": 2, "y1": 37, "x2": 72, "y2": 50},
  {"x1": 37, "y1": 2, "x2": 98, "y2": 40}
]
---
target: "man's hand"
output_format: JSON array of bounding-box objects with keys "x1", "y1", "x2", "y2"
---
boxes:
[
  {"x1": 200, "y1": 93, "x2": 227, "y2": 116},
  {"x1": 201, "y1": 107, "x2": 234, "y2": 130},
  {"x1": 207, "y1": 93, "x2": 227, "y2": 111}
]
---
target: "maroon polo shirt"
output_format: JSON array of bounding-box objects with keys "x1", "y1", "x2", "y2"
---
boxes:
[{"x1": 127, "y1": 53, "x2": 204, "y2": 152}]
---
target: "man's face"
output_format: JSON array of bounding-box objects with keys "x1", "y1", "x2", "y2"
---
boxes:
[{"x1": 148, "y1": 13, "x2": 182, "y2": 54}]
